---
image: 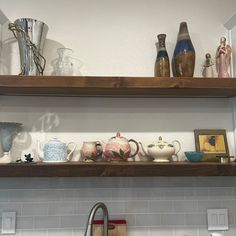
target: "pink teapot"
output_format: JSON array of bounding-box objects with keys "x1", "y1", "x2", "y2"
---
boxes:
[{"x1": 103, "y1": 132, "x2": 139, "y2": 161}]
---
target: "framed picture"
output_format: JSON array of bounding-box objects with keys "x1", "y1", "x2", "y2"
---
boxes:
[{"x1": 194, "y1": 129, "x2": 229, "y2": 162}]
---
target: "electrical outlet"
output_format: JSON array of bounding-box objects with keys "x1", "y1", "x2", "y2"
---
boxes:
[
  {"x1": 1, "y1": 212, "x2": 16, "y2": 234},
  {"x1": 207, "y1": 209, "x2": 228, "y2": 231}
]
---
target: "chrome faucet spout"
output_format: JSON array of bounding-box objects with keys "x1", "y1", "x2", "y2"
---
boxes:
[{"x1": 84, "y1": 202, "x2": 109, "y2": 236}]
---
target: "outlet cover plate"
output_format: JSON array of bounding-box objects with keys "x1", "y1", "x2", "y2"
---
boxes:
[
  {"x1": 207, "y1": 209, "x2": 229, "y2": 231},
  {"x1": 1, "y1": 212, "x2": 16, "y2": 234}
]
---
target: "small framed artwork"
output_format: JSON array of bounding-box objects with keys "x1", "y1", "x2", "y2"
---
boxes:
[{"x1": 194, "y1": 129, "x2": 229, "y2": 162}]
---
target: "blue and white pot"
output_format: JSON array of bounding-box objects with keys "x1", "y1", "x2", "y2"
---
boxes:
[{"x1": 37, "y1": 138, "x2": 76, "y2": 162}]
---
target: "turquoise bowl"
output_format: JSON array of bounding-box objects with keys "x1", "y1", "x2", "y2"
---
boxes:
[{"x1": 184, "y1": 151, "x2": 204, "y2": 162}]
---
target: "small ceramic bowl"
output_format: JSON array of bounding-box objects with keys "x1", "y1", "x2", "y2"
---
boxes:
[{"x1": 184, "y1": 151, "x2": 204, "y2": 162}]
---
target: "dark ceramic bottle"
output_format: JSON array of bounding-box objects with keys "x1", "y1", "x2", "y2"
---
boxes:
[
  {"x1": 172, "y1": 22, "x2": 195, "y2": 77},
  {"x1": 154, "y1": 34, "x2": 170, "y2": 77}
]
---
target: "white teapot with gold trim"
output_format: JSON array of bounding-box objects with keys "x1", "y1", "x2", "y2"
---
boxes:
[{"x1": 139, "y1": 136, "x2": 181, "y2": 162}]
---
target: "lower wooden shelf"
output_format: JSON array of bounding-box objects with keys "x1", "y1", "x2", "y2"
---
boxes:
[{"x1": 0, "y1": 162, "x2": 236, "y2": 177}]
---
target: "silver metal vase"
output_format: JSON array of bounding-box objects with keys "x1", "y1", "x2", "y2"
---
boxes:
[{"x1": 9, "y1": 18, "x2": 48, "y2": 76}]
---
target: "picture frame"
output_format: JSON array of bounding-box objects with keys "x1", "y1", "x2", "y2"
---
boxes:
[{"x1": 194, "y1": 129, "x2": 229, "y2": 162}]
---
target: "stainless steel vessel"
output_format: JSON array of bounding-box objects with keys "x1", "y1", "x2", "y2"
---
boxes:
[{"x1": 9, "y1": 18, "x2": 48, "y2": 75}]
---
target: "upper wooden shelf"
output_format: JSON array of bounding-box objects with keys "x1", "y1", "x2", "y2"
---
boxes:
[
  {"x1": 1, "y1": 75, "x2": 236, "y2": 97},
  {"x1": 0, "y1": 162, "x2": 236, "y2": 177}
]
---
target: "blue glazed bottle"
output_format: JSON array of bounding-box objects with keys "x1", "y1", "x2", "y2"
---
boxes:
[
  {"x1": 154, "y1": 34, "x2": 170, "y2": 77},
  {"x1": 172, "y1": 22, "x2": 195, "y2": 77}
]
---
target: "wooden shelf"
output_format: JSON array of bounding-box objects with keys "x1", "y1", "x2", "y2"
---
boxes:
[
  {"x1": 1, "y1": 75, "x2": 236, "y2": 97},
  {"x1": 0, "y1": 162, "x2": 236, "y2": 177},
  {"x1": 1, "y1": 76, "x2": 236, "y2": 178}
]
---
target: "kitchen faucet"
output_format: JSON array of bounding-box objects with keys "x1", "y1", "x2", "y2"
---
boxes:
[{"x1": 84, "y1": 202, "x2": 109, "y2": 236}]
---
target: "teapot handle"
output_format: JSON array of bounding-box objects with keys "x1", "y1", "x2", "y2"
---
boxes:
[
  {"x1": 128, "y1": 139, "x2": 139, "y2": 157},
  {"x1": 66, "y1": 142, "x2": 77, "y2": 161},
  {"x1": 95, "y1": 141, "x2": 103, "y2": 157},
  {"x1": 172, "y1": 140, "x2": 181, "y2": 155}
]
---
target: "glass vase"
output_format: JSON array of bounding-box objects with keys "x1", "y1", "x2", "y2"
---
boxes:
[
  {"x1": 0, "y1": 122, "x2": 22, "y2": 163},
  {"x1": 52, "y1": 48, "x2": 83, "y2": 76},
  {"x1": 53, "y1": 48, "x2": 74, "y2": 76}
]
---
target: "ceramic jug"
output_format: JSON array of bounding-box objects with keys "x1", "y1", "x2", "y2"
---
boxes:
[
  {"x1": 37, "y1": 137, "x2": 76, "y2": 162},
  {"x1": 81, "y1": 141, "x2": 103, "y2": 162},
  {"x1": 103, "y1": 132, "x2": 139, "y2": 161}
]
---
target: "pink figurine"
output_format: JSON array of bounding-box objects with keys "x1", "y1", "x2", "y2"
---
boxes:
[{"x1": 215, "y1": 37, "x2": 232, "y2": 78}]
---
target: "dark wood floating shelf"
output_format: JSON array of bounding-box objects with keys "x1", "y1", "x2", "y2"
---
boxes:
[
  {"x1": 0, "y1": 162, "x2": 236, "y2": 177},
  {"x1": 1, "y1": 75, "x2": 236, "y2": 97}
]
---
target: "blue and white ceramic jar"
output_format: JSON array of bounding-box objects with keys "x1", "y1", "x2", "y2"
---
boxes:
[{"x1": 38, "y1": 138, "x2": 76, "y2": 162}]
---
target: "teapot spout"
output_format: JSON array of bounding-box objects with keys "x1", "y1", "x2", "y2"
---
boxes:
[{"x1": 139, "y1": 142, "x2": 149, "y2": 157}]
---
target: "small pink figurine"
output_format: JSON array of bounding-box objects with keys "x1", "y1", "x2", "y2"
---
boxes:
[{"x1": 215, "y1": 37, "x2": 232, "y2": 78}]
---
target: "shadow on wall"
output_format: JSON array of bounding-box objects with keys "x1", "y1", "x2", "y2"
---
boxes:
[
  {"x1": 0, "y1": 96, "x2": 233, "y2": 133},
  {"x1": 6, "y1": 113, "x2": 60, "y2": 162},
  {"x1": 43, "y1": 39, "x2": 65, "y2": 75}
]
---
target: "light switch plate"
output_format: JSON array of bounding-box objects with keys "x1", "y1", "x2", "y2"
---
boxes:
[
  {"x1": 1, "y1": 212, "x2": 16, "y2": 234},
  {"x1": 207, "y1": 209, "x2": 228, "y2": 231}
]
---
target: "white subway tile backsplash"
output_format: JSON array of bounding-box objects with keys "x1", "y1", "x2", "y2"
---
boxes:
[
  {"x1": 21, "y1": 229, "x2": 47, "y2": 236},
  {"x1": 74, "y1": 188, "x2": 112, "y2": 201},
  {"x1": 173, "y1": 227, "x2": 198, "y2": 236},
  {"x1": 225, "y1": 227, "x2": 236, "y2": 236},
  {"x1": 34, "y1": 216, "x2": 60, "y2": 229},
  {"x1": 149, "y1": 227, "x2": 174, "y2": 236},
  {"x1": 17, "y1": 216, "x2": 35, "y2": 230},
  {"x1": 149, "y1": 201, "x2": 173, "y2": 213},
  {"x1": 109, "y1": 214, "x2": 135, "y2": 226},
  {"x1": 111, "y1": 188, "x2": 151, "y2": 200},
  {"x1": 185, "y1": 213, "x2": 206, "y2": 226},
  {"x1": 124, "y1": 201, "x2": 148, "y2": 214},
  {"x1": 104, "y1": 201, "x2": 126, "y2": 214},
  {"x1": 135, "y1": 214, "x2": 161, "y2": 226},
  {"x1": 229, "y1": 213, "x2": 235, "y2": 226},
  {"x1": 184, "y1": 188, "x2": 209, "y2": 200},
  {"x1": 162, "y1": 188, "x2": 185, "y2": 200},
  {"x1": 197, "y1": 200, "x2": 223, "y2": 212},
  {"x1": 48, "y1": 202, "x2": 76, "y2": 215},
  {"x1": 197, "y1": 227, "x2": 210, "y2": 236},
  {"x1": 7, "y1": 190, "x2": 34, "y2": 202},
  {"x1": 0, "y1": 177, "x2": 235, "y2": 236},
  {"x1": 173, "y1": 200, "x2": 197, "y2": 212},
  {"x1": 0, "y1": 190, "x2": 10, "y2": 202},
  {"x1": 160, "y1": 214, "x2": 185, "y2": 226},
  {"x1": 72, "y1": 229, "x2": 87, "y2": 236},
  {"x1": 60, "y1": 215, "x2": 87, "y2": 228},
  {"x1": 0, "y1": 203, "x2": 22, "y2": 215},
  {"x1": 127, "y1": 227, "x2": 149, "y2": 236},
  {"x1": 48, "y1": 229, "x2": 73, "y2": 236},
  {"x1": 208, "y1": 187, "x2": 234, "y2": 199},
  {"x1": 76, "y1": 201, "x2": 99, "y2": 214},
  {"x1": 32, "y1": 190, "x2": 61, "y2": 202},
  {"x1": 22, "y1": 203, "x2": 48, "y2": 216},
  {"x1": 220, "y1": 200, "x2": 236, "y2": 212}
]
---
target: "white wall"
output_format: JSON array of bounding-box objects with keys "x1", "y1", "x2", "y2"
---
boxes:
[
  {"x1": 0, "y1": 96, "x2": 235, "y2": 162},
  {"x1": 231, "y1": 25, "x2": 236, "y2": 76},
  {"x1": 0, "y1": 0, "x2": 236, "y2": 76}
]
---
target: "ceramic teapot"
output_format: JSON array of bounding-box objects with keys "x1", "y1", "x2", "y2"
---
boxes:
[
  {"x1": 103, "y1": 132, "x2": 139, "y2": 161},
  {"x1": 139, "y1": 136, "x2": 181, "y2": 162},
  {"x1": 37, "y1": 137, "x2": 76, "y2": 162}
]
